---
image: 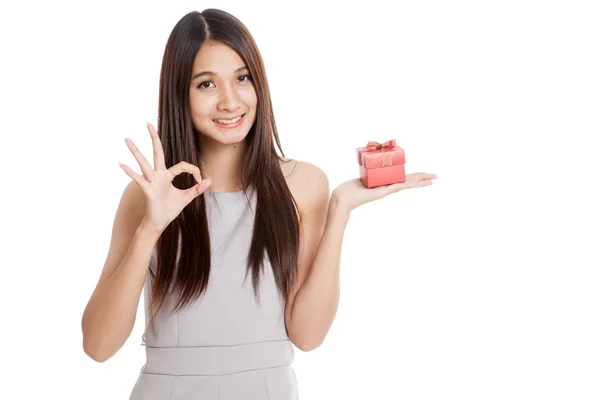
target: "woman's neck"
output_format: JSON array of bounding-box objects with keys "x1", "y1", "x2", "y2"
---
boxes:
[{"x1": 198, "y1": 138, "x2": 247, "y2": 192}]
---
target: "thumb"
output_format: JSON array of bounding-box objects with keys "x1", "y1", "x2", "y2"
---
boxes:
[{"x1": 185, "y1": 179, "x2": 211, "y2": 202}]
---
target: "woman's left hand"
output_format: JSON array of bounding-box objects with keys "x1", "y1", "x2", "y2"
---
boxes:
[{"x1": 331, "y1": 172, "x2": 438, "y2": 213}]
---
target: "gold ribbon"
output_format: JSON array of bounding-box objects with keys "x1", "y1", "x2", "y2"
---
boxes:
[
  {"x1": 381, "y1": 151, "x2": 393, "y2": 167},
  {"x1": 363, "y1": 139, "x2": 396, "y2": 167}
]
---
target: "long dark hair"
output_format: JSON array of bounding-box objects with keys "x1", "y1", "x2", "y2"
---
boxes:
[{"x1": 148, "y1": 9, "x2": 301, "y2": 326}]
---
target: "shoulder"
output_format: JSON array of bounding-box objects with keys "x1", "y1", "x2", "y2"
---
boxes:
[
  {"x1": 279, "y1": 157, "x2": 329, "y2": 194},
  {"x1": 123, "y1": 179, "x2": 147, "y2": 214},
  {"x1": 279, "y1": 157, "x2": 330, "y2": 214}
]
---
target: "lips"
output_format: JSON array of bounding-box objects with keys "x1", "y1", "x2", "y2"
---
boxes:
[
  {"x1": 213, "y1": 113, "x2": 246, "y2": 129},
  {"x1": 213, "y1": 113, "x2": 245, "y2": 123}
]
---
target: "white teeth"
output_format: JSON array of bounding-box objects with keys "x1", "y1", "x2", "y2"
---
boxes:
[{"x1": 214, "y1": 114, "x2": 243, "y2": 124}]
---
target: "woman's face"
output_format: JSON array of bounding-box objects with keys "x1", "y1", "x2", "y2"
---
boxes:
[{"x1": 189, "y1": 41, "x2": 257, "y2": 145}]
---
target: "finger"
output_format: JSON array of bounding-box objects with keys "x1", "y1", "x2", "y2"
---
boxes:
[
  {"x1": 147, "y1": 122, "x2": 167, "y2": 171},
  {"x1": 125, "y1": 137, "x2": 154, "y2": 182},
  {"x1": 407, "y1": 180, "x2": 432, "y2": 188},
  {"x1": 418, "y1": 173, "x2": 437, "y2": 180},
  {"x1": 168, "y1": 161, "x2": 203, "y2": 183},
  {"x1": 184, "y1": 179, "x2": 212, "y2": 203},
  {"x1": 119, "y1": 162, "x2": 150, "y2": 191},
  {"x1": 408, "y1": 172, "x2": 437, "y2": 181},
  {"x1": 386, "y1": 179, "x2": 430, "y2": 194}
]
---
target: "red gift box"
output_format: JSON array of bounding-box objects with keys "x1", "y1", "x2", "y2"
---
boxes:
[{"x1": 356, "y1": 139, "x2": 406, "y2": 188}]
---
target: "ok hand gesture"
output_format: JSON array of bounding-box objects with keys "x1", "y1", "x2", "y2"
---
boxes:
[{"x1": 119, "y1": 122, "x2": 212, "y2": 232}]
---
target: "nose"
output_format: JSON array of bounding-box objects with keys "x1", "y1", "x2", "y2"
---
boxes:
[{"x1": 217, "y1": 84, "x2": 242, "y2": 113}]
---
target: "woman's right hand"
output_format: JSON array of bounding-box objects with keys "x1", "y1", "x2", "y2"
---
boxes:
[{"x1": 119, "y1": 122, "x2": 211, "y2": 233}]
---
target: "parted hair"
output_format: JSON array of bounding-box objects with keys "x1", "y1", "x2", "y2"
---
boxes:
[{"x1": 148, "y1": 9, "x2": 301, "y2": 328}]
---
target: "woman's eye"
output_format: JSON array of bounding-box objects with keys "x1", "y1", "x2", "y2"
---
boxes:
[
  {"x1": 198, "y1": 81, "x2": 213, "y2": 89},
  {"x1": 197, "y1": 74, "x2": 252, "y2": 89}
]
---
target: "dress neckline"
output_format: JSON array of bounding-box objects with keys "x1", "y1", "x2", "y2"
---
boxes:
[{"x1": 205, "y1": 188, "x2": 245, "y2": 194}]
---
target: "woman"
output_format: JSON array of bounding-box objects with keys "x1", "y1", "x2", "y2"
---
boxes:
[{"x1": 81, "y1": 8, "x2": 437, "y2": 400}]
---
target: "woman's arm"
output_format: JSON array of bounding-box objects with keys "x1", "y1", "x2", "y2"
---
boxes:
[
  {"x1": 286, "y1": 170, "x2": 437, "y2": 351},
  {"x1": 81, "y1": 182, "x2": 161, "y2": 362},
  {"x1": 287, "y1": 195, "x2": 350, "y2": 351}
]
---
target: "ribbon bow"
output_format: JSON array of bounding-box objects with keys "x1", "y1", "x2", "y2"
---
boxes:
[
  {"x1": 360, "y1": 139, "x2": 397, "y2": 167},
  {"x1": 365, "y1": 139, "x2": 396, "y2": 150}
]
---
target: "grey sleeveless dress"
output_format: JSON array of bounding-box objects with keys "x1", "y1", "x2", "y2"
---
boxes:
[{"x1": 128, "y1": 187, "x2": 299, "y2": 400}]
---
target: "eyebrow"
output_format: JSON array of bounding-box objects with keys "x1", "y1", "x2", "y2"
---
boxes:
[{"x1": 191, "y1": 66, "x2": 249, "y2": 81}]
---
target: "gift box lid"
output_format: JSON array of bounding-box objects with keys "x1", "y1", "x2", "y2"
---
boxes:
[{"x1": 356, "y1": 139, "x2": 405, "y2": 169}]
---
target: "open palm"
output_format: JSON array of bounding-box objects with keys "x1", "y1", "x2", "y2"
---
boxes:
[{"x1": 332, "y1": 172, "x2": 437, "y2": 213}]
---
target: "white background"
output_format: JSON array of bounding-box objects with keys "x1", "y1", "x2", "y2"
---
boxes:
[{"x1": 1, "y1": 0, "x2": 599, "y2": 399}]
